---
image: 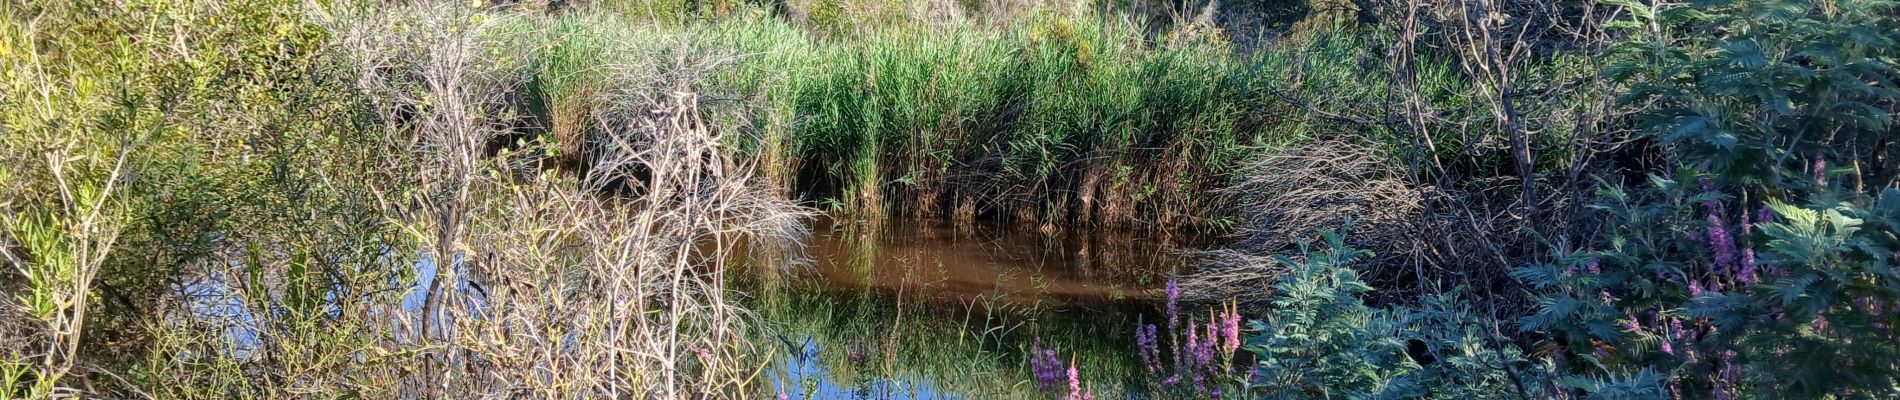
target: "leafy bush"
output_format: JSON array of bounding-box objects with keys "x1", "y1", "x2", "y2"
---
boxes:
[
  {"x1": 1516, "y1": 0, "x2": 1900, "y2": 397},
  {"x1": 1243, "y1": 228, "x2": 1543, "y2": 399}
]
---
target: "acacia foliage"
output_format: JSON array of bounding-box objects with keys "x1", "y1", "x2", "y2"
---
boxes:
[
  {"x1": 1514, "y1": 0, "x2": 1900, "y2": 397},
  {"x1": 1243, "y1": 228, "x2": 1543, "y2": 399}
]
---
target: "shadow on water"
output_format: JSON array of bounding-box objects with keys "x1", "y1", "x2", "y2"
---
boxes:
[
  {"x1": 174, "y1": 217, "x2": 1212, "y2": 398},
  {"x1": 739, "y1": 218, "x2": 1210, "y2": 399}
]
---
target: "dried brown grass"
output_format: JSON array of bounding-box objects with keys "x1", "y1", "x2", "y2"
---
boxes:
[
  {"x1": 1183, "y1": 140, "x2": 1424, "y2": 303},
  {"x1": 110, "y1": 2, "x2": 812, "y2": 398}
]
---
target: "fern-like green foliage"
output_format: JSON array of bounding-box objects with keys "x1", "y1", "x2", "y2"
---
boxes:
[
  {"x1": 1601, "y1": 0, "x2": 1900, "y2": 181},
  {"x1": 1245, "y1": 228, "x2": 1542, "y2": 399},
  {"x1": 1518, "y1": 0, "x2": 1900, "y2": 397}
]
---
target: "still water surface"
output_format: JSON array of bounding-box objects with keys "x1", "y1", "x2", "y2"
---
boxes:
[{"x1": 747, "y1": 218, "x2": 1206, "y2": 399}]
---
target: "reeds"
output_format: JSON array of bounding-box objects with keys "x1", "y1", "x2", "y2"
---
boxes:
[
  {"x1": 323, "y1": 2, "x2": 813, "y2": 397},
  {"x1": 5, "y1": 1, "x2": 812, "y2": 397},
  {"x1": 0, "y1": 0, "x2": 1612, "y2": 398}
]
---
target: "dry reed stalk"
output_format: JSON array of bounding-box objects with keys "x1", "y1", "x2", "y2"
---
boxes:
[
  {"x1": 1184, "y1": 141, "x2": 1423, "y2": 303},
  {"x1": 317, "y1": 2, "x2": 809, "y2": 397}
]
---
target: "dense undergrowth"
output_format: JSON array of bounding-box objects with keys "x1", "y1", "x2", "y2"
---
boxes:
[
  {"x1": 2, "y1": 0, "x2": 1897, "y2": 398},
  {"x1": 522, "y1": 1, "x2": 1579, "y2": 229}
]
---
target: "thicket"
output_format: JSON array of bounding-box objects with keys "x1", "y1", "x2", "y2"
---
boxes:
[
  {"x1": 3, "y1": 0, "x2": 805, "y2": 398},
  {"x1": 3, "y1": 0, "x2": 1897, "y2": 398},
  {"x1": 534, "y1": 2, "x2": 1517, "y2": 229},
  {"x1": 1214, "y1": 0, "x2": 1900, "y2": 399}
]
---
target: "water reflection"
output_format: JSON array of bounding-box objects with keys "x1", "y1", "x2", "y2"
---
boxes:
[
  {"x1": 747, "y1": 218, "x2": 1202, "y2": 399},
  {"x1": 801, "y1": 218, "x2": 1195, "y2": 305}
]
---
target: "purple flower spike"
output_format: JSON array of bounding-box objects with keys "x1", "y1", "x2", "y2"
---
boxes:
[
  {"x1": 1166, "y1": 278, "x2": 1181, "y2": 332},
  {"x1": 1707, "y1": 215, "x2": 1737, "y2": 269},
  {"x1": 1813, "y1": 155, "x2": 1827, "y2": 185},
  {"x1": 1221, "y1": 304, "x2": 1241, "y2": 356},
  {"x1": 1067, "y1": 362, "x2": 1082, "y2": 400},
  {"x1": 1185, "y1": 326, "x2": 1200, "y2": 368},
  {"x1": 1739, "y1": 250, "x2": 1758, "y2": 285},
  {"x1": 1196, "y1": 322, "x2": 1216, "y2": 372},
  {"x1": 1031, "y1": 338, "x2": 1065, "y2": 391},
  {"x1": 1135, "y1": 323, "x2": 1161, "y2": 372},
  {"x1": 1721, "y1": 350, "x2": 1740, "y2": 381}
]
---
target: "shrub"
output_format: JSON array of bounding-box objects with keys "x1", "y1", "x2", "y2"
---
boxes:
[
  {"x1": 1516, "y1": 0, "x2": 1900, "y2": 397},
  {"x1": 1241, "y1": 227, "x2": 1542, "y2": 399}
]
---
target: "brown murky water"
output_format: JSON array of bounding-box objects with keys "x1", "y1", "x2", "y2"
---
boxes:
[
  {"x1": 803, "y1": 218, "x2": 1205, "y2": 306},
  {"x1": 752, "y1": 218, "x2": 1215, "y2": 399}
]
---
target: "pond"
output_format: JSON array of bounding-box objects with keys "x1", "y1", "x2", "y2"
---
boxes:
[{"x1": 739, "y1": 218, "x2": 1215, "y2": 399}]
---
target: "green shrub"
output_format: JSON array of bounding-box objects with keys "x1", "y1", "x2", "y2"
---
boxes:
[
  {"x1": 1516, "y1": 0, "x2": 1900, "y2": 397},
  {"x1": 1244, "y1": 227, "x2": 1542, "y2": 399}
]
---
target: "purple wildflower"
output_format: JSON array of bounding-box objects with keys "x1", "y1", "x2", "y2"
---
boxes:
[
  {"x1": 1721, "y1": 350, "x2": 1740, "y2": 381},
  {"x1": 1135, "y1": 323, "x2": 1161, "y2": 372},
  {"x1": 1193, "y1": 371, "x2": 1208, "y2": 394},
  {"x1": 1162, "y1": 374, "x2": 1181, "y2": 387},
  {"x1": 1708, "y1": 215, "x2": 1737, "y2": 269},
  {"x1": 1756, "y1": 204, "x2": 1776, "y2": 225},
  {"x1": 1185, "y1": 325, "x2": 1200, "y2": 368},
  {"x1": 1690, "y1": 280, "x2": 1705, "y2": 297},
  {"x1": 1656, "y1": 317, "x2": 1676, "y2": 355},
  {"x1": 1197, "y1": 321, "x2": 1217, "y2": 372},
  {"x1": 1586, "y1": 253, "x2": 1601, "y2": 275},
  {"x1": 778, "y1": 389, "x2": 790, "y2": 400},
  {"x1": 1221, "y1": 304, "x2": 1241, "y2": 356},
  {"x1": 1739, "y1": 247, "x2": 1758, "y2": 284},
  {"x1": 1813, "y1": 155, "x2": 1827, "y2": 185},
  {"x1": 1625, "y1": 313, "x2": 1642, "y2": 333},
  {"x1": 1067, "y1": 362, "x2": 1082, "y2": 400},
  {"x1": 1032, "y1": 338, "x2": 1065, "y2": 391},
  {"x1": 1671, "y1": 318, "x2": 1686, "y2": 342},
  {"x1": 848, "y1": 340, "x2": 864, "y2": 365},
  {"x1": 1166, "y1": 278, "x2": 1180, "y2": 332}
]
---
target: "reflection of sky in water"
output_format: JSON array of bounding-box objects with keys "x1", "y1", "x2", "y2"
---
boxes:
[
  {"x1": 754, "y1": 219, "x2": 1185, "y2": 400},
  {"x1": 180, "y1": 273, "x2": 260, "y2": 358},
  {"x1": 181, "y1": 250, "x2": 470, "y2": 358},
  {"x1": 772, "y1": 336, "x2": 958, "y2": 400}
]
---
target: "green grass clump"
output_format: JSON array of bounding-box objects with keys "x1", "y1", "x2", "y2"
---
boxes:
[
  {"x1": 725, "y1": 10, "x2": 1269, "y2": 226},
  {"x1": 499, "y1": 4, "x2": 1561, "y2": 230}
]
